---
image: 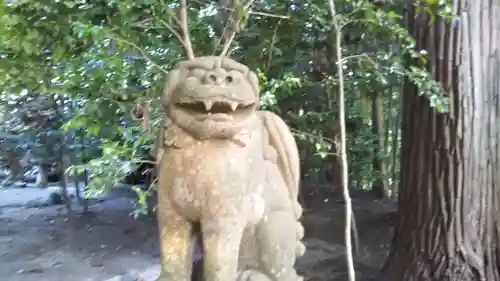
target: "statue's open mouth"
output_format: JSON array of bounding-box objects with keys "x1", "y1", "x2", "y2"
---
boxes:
[{"x1": 176, "y1": 100, "x2": 255, "y2": 118}]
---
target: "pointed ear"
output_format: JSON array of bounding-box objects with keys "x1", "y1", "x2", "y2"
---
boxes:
[
  {"x1": 247, "y1": 70, "x2": 260, "y2": 99},
  {"x1": 162, "y1": 68, "x2": 181, "y2": 106}
]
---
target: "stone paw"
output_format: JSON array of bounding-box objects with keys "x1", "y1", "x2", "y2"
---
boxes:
[
  {"x1": 153, "y1": 273, "x2": 174, "y2": 281},
  {"x1": 237, "y1": 269, "x2": 272, "y2": 281}
]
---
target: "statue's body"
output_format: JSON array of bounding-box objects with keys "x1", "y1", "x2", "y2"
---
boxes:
[{"x1": 155, "y1": 56, "x2": 304, "y2": 281}]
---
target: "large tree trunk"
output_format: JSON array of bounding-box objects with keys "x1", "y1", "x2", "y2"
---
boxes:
[{"x1": 379, "y1": 1, "x2": 500, "y2": 280}]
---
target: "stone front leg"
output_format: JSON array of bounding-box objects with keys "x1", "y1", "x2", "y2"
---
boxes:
[
  {"x1": 156, "y1": 195, "x2": 192, "y2": 281},
  {"x1": 255, "y1": 210, "x2": 302, "y2": 281},
  {"x1": 202, "y1": 219, "x2": 246, "y2": 281}
]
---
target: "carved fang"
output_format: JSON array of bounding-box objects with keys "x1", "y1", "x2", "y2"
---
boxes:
[
  {"x1": 230, "y1": 102, "x2": 238, "y2": 111},
  {"x1": 203, "y1": 100, "x2": 213, "y2": 111}
]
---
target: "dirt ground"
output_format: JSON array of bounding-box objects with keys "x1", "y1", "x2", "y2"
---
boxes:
[{"x1": 0, "y1": 186, "x2": 396, "y2": 281}]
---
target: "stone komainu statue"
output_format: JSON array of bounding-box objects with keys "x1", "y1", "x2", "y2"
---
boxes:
[{"x1": 154, "y1": 56, "x2": 305, "y2": 281}]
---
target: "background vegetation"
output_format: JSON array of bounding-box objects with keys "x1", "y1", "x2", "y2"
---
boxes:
[{"x1": 0, "y1": 0, "x2": 448, "y2": 200}]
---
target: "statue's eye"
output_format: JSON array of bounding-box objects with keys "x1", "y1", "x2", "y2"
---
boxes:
[{"x1": 226, "y1": 70, "x2": 241, "y2": 83}]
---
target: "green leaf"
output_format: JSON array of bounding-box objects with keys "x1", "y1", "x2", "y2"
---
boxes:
[
  {"x1": 387, "y1": 11, "x2": 402, "y2": 20},
  {"x1": 88, "y1": 124, "x2": 100, "y2": 136}
]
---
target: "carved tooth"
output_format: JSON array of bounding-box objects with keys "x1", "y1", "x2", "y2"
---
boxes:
[
  {"x1": 203, "y1": 100, "x2": 213, "y2": 111},
  {"x1": 230, "y1": 102, "x2": 238, "y2": 111}
]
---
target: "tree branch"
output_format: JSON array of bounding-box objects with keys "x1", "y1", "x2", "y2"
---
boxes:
[
  {"x1": 179, "y1": 0, "x2": 195, "y2": 59},
  {"x1": 266, "y1": 20, "x2": 281, "y2": 72},
  {"x1": 112, "y1": 37, "x2": 168, "y2": 74},
  {"x1": 326, "y1": 1, "x2": 356, "y2": 281},
  {"x1": 219, "y1": 0, "x2": 256, "y2": 57},
  {"x1": 250, "y1": 10, "x2": 289, "y2": 19}
]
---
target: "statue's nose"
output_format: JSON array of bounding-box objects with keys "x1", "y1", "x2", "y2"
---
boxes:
[
  {"x1": 203, "y1": 71, "x2": 222, "y2": 85},
  {"x1": 202, "y1": 70, "x2": 234, "y2": 86}
]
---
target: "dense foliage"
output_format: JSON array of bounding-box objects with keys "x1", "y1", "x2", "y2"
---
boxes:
[{"x1": 0, "y1": 0, "x2": 450, "y2": 201}]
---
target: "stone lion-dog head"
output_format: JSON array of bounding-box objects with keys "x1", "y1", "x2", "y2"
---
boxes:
[{"x1": 162, "y1": 56, "x2": 261, "y2": 139}]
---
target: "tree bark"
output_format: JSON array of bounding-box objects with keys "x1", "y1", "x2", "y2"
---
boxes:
[
  {"x1": 379, "y1": 1, "x2": 500, "y2": 280},
  {"x1": 3, "y1": 153, "x2": 25, "y2": 185},
  {"x1": 35, "y1": 163, "x2": 50, "y2": 188},
  {"x1": 389, "y1": 93, "x2": 401, "y2": 201},
  {"x1": 371, "y1": 91, "x2": 389, "y2": 198}
]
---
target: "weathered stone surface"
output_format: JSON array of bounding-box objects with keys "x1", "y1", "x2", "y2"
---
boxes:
[{"x1": 154, "y1": 56, "x2": 304, "y2": 281}]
